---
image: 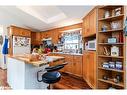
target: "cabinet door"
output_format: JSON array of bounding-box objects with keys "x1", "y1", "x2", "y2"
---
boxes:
[
  {"x1": 83, "y1": 15, "x2": 90, "y2": 37},
  {"x1": 11, "y1": 27, "x2": 21, "y2": 36},
  {"x1": 82, "y1": 8, "x2": 97, "y2": 37},
  {"x1": 73, "y1": 56, "x2": 83, "y2": 77},
  {"x1": 43, "y1": 31, "x2": 50, "y2": 38},
  {"x1": 83, "y1": 51, "x2": 96, "y2": 88},
  {"x1": 24, "y1": 30, "x2": 31, "y2": 37},
  {"x1": 89, "y1": 9, "x2": 97, "y2": 36},
  {"x1": 88, "y1": 51, "x2": 96, "y2": 88},
  {"x1": 83, "y1": 51, "x2": 89, "y2": 80},
  {"x1": 64, "y1": 55, "x2": 73, "y2": 74},
  {"x1": 52, "y1": 29, "x2": 59, "y2": 44},
  {"x1": 31, "y1": 32, "x2": 41, "y2": 45}
]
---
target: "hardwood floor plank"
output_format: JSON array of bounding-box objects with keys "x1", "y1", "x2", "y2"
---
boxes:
[{"x1": 53, "y1": 73, "x2": 91, "y2": 89}]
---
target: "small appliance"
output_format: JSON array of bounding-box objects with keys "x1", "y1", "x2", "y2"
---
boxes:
[{"x1": 87, "y1": 39, "x2": 96, "y2": 50}]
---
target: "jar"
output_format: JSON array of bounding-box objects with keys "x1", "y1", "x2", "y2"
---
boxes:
[
  {"x1": 102, "y1": 62, "x2": 109, "y2": 68},
  {"x1": 111, "y1": 46, "x2": 119, "y2": 56},
  {"x1": 116, "y1": 61, "x2": 122, "y2": 70},
  {"x1": 104, "y1": 11, "x2": 110, "y2": 18},
  {"x1": 109, "y1": 61, "x2": 115, "y2": 69}
]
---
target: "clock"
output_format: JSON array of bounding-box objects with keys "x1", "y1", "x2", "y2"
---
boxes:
[{"x1": 0, "y1": 35, "x2": 3, "y2": 45}]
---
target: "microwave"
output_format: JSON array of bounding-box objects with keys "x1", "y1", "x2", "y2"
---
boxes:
[{"x1": 86, "y1": 39, "x2": 96, "y2": 50}]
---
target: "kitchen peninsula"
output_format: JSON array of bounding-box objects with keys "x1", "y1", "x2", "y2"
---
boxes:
[{"x1": 7, "y1": 54, "x2": 65, "y2": 89}]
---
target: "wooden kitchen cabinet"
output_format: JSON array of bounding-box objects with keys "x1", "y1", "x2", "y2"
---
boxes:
[
  {"x1": 83, "y1": 51, "x2": 96, "y2": 88},
  {"x1": 89, "y1": 9, "x2": 97, "y2": 36},
  {"x1": 42, "y1": 31, "x2": 51, "y2": 39},
  {"x1": 82, "y1": 8, "x2": 97, "y2": 37},
  {"x1": 22, "y1": 29, "x2": 31, "y2": 37},
  {"x1": 51, "y1": 53, "x2": 83, "y2": 77},
  {"x1": 41, "y1": 29, "x2": 59, "y2": 44},
  {"x1": 31, "y1": 32, "x2": 41, "y2": 45},
  {"x1": 52, "y1": 29, "x2": 59, "y2": 44},
  {"x1": 72, "y1": 55, "x2": 83, "y2": 77},
  {"x1": 9, "y1": 26, "x2": 31, "y2": 37},
  {"x1": 83, "y1": 51, "x2": 89, "y2": 80},
  {"x1": 64, "y1": 55, "x2": 73, "y2": 74},
  {"x1": 82, "y1": 15, "x2": 90, "y2": 37}
]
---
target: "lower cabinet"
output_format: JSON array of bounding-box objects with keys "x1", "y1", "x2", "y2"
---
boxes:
[
  {"x1": 83, "y1": 51, "x2": 97, "y2": 89},
  {"x1": 64, "y1": 55, "x2": 73, "y2": 74},
  {"x1": 49, "y1": 53, "x2": 83, "y2": 77},
  {"x1": 72, "y1": 55, "x2": 83, "y2": 77}
]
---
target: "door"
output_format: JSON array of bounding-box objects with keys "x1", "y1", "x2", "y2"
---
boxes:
[
  {"x1": 64, "y1": 55, "x2": 73, "y2": 74},
  {"x1": 83, "y1": 51, "x2": 89, "y2": 81},
  {"x1": 83, "y1": 51, "x2": 96, "y2": 88},
  {"x1": 89, "y1": 9, "x2": 97, "y2": 36},
  {"x1": 83, "y1": 15, "x2": 90, "y2": 37},
  {"x1": 52, "y1": 29, "x2": 59, "y2": 44},
  {"x1": 88, "y1": 51, "x2": 96, "y2": 88},
  {"x1": 31, "y1": 32, "x2": 41, "y2": 45},
  {"x1": 73, "y1": 55, "x2": 83, "y2": 77}
]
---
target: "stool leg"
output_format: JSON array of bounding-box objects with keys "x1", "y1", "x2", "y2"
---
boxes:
[
  {"x1": 47, "y1": 84, "x2": 53, "y2": 89},
  {"x1": 50, "y1": 84, "x2": 53, "y2": 89}
]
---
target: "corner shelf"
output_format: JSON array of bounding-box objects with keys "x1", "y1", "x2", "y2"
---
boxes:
[
  {"x1": 98, "y1": 43, "x2": 124, "y2": 46},
  {"x1": 98, "y1": 14, "x2": 124, "y2": 21},
  {"x1": 99, "y1": 6, "x2": 123, "y2": 10},
  {"x1": 98, "y1": 55, "x2": 124, "y2": 59},
  {"x1": 98, "y1": 79, "x2": 124, "y2": 88},
  {"x1": 98, "y1": 28, "x2": 123, "y2": 33},
  {"x1": 98, "y1": 67, "x2": 124, "y2": 73}
]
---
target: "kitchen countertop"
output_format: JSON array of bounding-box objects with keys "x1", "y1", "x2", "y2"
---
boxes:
[
  {"x1": 51, "y1": 52, "x2": 83, "y2": 56},
  {"x1": 8, "y1": 54, "x2": 65, "y2": 67}
]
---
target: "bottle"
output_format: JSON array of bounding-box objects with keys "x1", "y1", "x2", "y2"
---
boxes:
[{"x1": 124, "y1": 17, "x2": 127, "y2": 36}]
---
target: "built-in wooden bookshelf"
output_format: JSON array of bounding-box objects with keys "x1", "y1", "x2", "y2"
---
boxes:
[
  {"x1": 98, "y1": 67, "x2": 124, "y2": 73},
  {"x1": 98, "y1": 28, "x2": 124, "y2": 33},
  {"x1": 97, "y1": 6, "x2": 126, "y2": 89},
  {"x1": 98, "y1": 79, "x2": 124, "y2": 88}
]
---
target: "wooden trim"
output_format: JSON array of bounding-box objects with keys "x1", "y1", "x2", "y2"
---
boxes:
[{"x1": 9, "y1": 25, "x2": 32, "y2": 31}]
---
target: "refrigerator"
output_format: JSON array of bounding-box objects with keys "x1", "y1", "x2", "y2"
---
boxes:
[{"x1": 13, "y1": 36, "x2": 31, "y2": 55}]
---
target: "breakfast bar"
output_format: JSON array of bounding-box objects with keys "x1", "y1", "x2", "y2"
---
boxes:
[{"x1": 7, "y1": 55, "x2": 65, "y2": 89}]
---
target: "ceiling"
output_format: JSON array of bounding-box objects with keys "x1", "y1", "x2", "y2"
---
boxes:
[{"x1": 0, "y1": 6, "x2": 94, "y2": 31}]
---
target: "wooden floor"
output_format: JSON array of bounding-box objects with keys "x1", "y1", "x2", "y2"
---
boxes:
[
  {"x1": 0, "y1": 68, "x2": 7, "y2": 86},
  {"x1": 53, "y1": 72, "x2": 91, "y2": 89},
  {"x1": 0, "y1": 68, "x2": 91, "y2": 89},
  {"x1": 0, "y1": 68, "x2": 10, "y2": 89}
]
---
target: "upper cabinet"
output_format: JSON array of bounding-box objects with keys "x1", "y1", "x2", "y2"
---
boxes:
[
  {"x1": 82, "y1": 8, "x2": 97, "y2": 37},
  {"x1": 52, "y1": 29, "x2": 59, "y2": 44},
  {"x1": 9, "y1": 26, "x2": 31, "y2": 37},
  {"x1": 41, "y1": 31, "x2": 51, "y2": 38},
  {"x1": 31, "y1": 32, "x2": 41, "y2": 45}
]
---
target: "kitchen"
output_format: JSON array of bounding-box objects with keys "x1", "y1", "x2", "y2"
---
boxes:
[{"x1": 0, "y1": 5, "x2": 127, "y2": 90}]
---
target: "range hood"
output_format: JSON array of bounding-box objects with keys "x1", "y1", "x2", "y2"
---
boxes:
[{"x1": 42, "y1": 37, "x2": 52, "y2": 41}]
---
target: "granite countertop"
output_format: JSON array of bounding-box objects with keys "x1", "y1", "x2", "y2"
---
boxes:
[
  {"x1": 8, "y1": 55, "x2": 65, "y2": 67},
  {"x1": 51, "y1": 52, "x2": 83, "y2": 56}
]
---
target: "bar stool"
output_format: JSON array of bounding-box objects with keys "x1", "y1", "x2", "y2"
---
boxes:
[{"x1": 37, "y1": 62, "x2": 68, "y2": 89}]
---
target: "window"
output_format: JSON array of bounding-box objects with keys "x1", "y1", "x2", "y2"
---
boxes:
[{"x1": 62, "y1": 29, "x2": 82, "y2": 53}]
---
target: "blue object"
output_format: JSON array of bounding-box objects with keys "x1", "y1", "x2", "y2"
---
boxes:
[
  {"x1": 124, "y1": 17, "x2": 127, "y2": 36},
  {"x1": 2, "y1": 36, "x2": 8, "y2": 54},
  {"x1": 2, "y1": 36, "x2": 8, "y2": 64}
]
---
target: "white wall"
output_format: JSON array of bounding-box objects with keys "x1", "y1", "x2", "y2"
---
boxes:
[{"x1": 0, "y1": 7, "x2": 25, "y2": 69}]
